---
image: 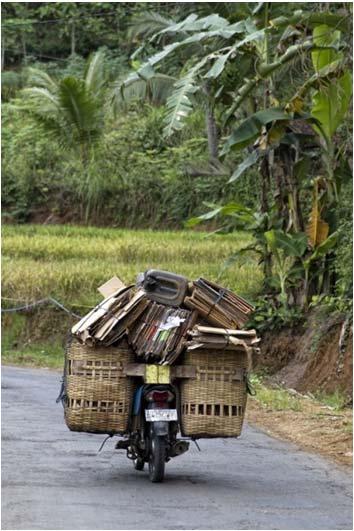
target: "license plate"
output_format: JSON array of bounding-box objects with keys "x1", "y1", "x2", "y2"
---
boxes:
[{"x1": 145, "y1": 409, "x2": 178, "y2": 422}]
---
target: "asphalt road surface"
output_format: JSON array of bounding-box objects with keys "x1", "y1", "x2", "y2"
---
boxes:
[{"x1": 2, "y1": 366, "x2": 353, "y2": 530}]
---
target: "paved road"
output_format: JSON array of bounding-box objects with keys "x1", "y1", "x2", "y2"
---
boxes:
[{"x1": 2, "y1": 366, "x2": 352, "y2": 530}]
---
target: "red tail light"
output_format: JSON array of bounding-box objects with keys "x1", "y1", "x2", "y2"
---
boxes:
[
  {"x1": 146, "y1": 390, "x2": 174, "y2": 402},
  {"x1": 153, "y1": 391, "x2": 169, "y2": 402}
]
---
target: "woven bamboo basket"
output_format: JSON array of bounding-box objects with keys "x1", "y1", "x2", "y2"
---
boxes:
[
  {"x1": 64, "y1": 337, "x2": 135, "y2": 434},
  {"x1": 180, "y1": 349, "x2": 248, "y2": 438}
]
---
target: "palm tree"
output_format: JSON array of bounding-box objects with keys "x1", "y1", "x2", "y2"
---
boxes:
[
  {"x1": 16, "y1": 51, "x2": 108, "y2": 221},
  {"x1": 16, "y1": 50, "x2": 107, "y2": 166}
]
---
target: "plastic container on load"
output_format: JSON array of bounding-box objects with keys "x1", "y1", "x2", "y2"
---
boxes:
[{"x1": 139, "y1": 269, "x2": 188, "y2": 307}]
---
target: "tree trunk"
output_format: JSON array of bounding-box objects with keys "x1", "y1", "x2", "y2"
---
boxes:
[
  {"x1": 1, "y1": 34, "x2": 5, "y2": 70},
  {"x1": 71, "y1": 21, "x2": 76, "y2": 55},
  {"x1": 203, "y1": 81, "x2": 218, "y2": 161},
  {"x1": 260, "y1": 157, "x2": 270, "y2": 215},
  {"x1": 21, "y1": 31, "x2": 27, "y2": 64},
  {"x1": 260, "y1": 157, "x2": 272, "y2": 280},
  {"x1": 273, "y1": 157, "x2": 287, "y2": 229},
  {"x1": 281, "y1": 147, "x2": 304, "y2": 233},
  {"x1": 205, "y1": 103, "x2": 218, "y2": 161}
]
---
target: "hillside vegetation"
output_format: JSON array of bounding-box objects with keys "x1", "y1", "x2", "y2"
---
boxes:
[{"x1": 2, "y1": 3, "x2": 352, "y2": 334}]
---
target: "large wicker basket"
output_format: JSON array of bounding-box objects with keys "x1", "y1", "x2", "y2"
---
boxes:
[
  {"x1": 180, "y1": 349, "x2": 248, "y2": 438},
  {"x1": 64, "y1": 337, "x2": 135, "y2": 434}
]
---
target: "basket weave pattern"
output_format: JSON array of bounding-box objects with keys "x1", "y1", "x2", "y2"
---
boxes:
[
  {"x1": 64, "y1": 339, "x2": 135, "y2": 434},
  {"x1": 180, "y1": 350, "x2": 248, "y2": 438}
]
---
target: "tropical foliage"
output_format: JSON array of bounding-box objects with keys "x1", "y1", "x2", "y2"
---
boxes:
[{"x1": 2, "y1": 2, "x2": 353, "y2": 328}]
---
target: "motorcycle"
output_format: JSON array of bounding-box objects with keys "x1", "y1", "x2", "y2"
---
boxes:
[{"x1": 116, "y1": 382, "x2": 190, "y2": 482}]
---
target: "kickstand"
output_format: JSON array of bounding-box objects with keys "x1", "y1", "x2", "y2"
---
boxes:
[
  {"x1": 97, "y1": 434, "x2": 113, "y2": 453},
  {"x1": 193, "y1": 439, "x2": 201, "y2": 451}
]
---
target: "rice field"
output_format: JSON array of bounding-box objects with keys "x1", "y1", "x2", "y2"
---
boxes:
[{"x1": 2, "y1": 224, "x2": 262, "y2": 311}]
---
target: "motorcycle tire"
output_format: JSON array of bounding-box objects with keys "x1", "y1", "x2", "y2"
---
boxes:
[
  {"x1": 133, "y1": 457, "x2": 145, "y2": 471},
  {"x1": 149, "y1": 435, "x2": 166, "y2": 483}
]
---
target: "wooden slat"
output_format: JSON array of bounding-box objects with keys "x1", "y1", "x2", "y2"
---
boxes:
[
  {"x1": 123, "y1": 363, "x2": 197, "y2": 380},
  {"x1": 123, "y1": 363, "x2": 145, "y2": 377},
  {"x1": 171, "y1": 365, "x2": 197, "y2": 379}
]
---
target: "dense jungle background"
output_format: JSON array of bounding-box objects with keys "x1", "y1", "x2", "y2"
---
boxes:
[{"x1": 2, "y1": 2, "x2": 353, "y2": 457}]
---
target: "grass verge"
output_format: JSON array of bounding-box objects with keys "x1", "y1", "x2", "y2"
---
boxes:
[
  {"x1": 247, "y1": 375, "x2": 353, "y2": 467},
  {"x1": 2, "y1": 314, "x2": 65, "y2": 369},
  {"x1": 2, "y1": 342, "x2": 64, "y2": 370}
]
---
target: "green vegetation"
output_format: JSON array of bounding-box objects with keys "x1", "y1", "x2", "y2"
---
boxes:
[
  {"x1": 2, "y1": 2, "x2": 352, "y2": 335},
  {"x1": 3, "y1": 341, "x2": 64, "y2": 370},
  {"x1": 2, "y1": 224, "x2": 261, "y2": 366},
  {"x1": 250, "y1": 375, "x2": 303, "y2": 412},
  {"x1": 314, "y1": 389, "x2": 351, "y2": 411},
  {"x1": 250, "y1": 374, "x2": 351, "y2": 413},
  {"x1": 2, "y1": 101, "x2": 257, "y2": 227},
  {"x1": 2, "y1": 224, "x2": 261, "y2": 306},
  {"x1": 2, "y1": 312, "x2": 64, "y2": 368}
]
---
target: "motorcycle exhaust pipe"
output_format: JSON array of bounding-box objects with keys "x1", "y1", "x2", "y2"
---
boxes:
[{"x1": 169, "y1": 440, "x2": 190, "y2": 457}]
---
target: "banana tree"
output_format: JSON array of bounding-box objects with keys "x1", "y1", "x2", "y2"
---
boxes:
[
  {"x1": 222, "y1": 19, "x2": 350, "y2": 252},
  {"x1": 117, "y1": 11, "x2": 242, "y2": 160},
  {"x1": 187, "y1": 200, "x2": 277, "y2": 281},
  {"x1": 301, "y1": 231, "x2": 339, "y2": 307},
  {"x1": 310, "y1": 24, "x2": 352, "y2": 205},
  {"x1": 124, "y1": 9, "x2": 304, "y2": 159},
  {"x1": 263, "y1": 228, "x2": 339, "y2": 309},
  {"x1": 112, "y1": 66, "x2": 177, "y2": 110},
  {"x1": 126, "y1": 7, "x2": 350, "y2": 164},
  {"x1": 264, "y1": 229, "x2": 308, "y2": 307}
]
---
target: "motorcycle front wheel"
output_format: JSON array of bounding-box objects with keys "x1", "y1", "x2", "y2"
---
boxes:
[{"x1": 149, "y1": 435, "x2": 166, "y2": 483}]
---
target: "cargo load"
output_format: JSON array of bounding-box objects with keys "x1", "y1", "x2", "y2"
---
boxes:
[{"x1": 62, "y1": 271, "x2": 260, "y2": 439}]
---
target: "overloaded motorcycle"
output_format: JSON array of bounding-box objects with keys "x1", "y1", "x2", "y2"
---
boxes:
[{"x1": 116, "y1": 380, "x2": 190, "y2": 482}]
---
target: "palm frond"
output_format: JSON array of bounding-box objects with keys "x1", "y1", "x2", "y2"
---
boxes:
[
  {"x1": 16, "y1": 86, "x2": 67, "y2": 145},
  {"x1": 25, "y1": 68, "x2": 57, "y2": 92},
  {"x1": 58, "y1": 77, "x2": 102, "y2": 145},
  {"x1": 20, "y1": 87, "x2": 60, "y2": 113},
  {"x1": 155, "y1": 13, "x2": 230, "y2": 39},
  {"x1": 84, "y1": 51, "x2": 106, "y2": 97},
  {"x1": 112, "y1": 71, "x2": 176, "y2": 110},
  {"x1": 163, "y1": 57, "x2": 208, "y2": 137},
  {"x1": 128, "y1": 11, "x2": 177, "y2": 40}
]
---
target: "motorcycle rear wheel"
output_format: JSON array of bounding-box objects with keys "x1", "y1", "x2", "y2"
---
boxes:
[{"x1": 149, "y1": 435, "x2": 166, "y2": 483}]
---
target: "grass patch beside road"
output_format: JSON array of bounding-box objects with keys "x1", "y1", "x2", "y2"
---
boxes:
[
  {"x1": 247, "y1": 375, "x2": 353, "y2": 467},
  {"x1": 250, "y1": 375, "x2": 303, "y2": 412},
  {"x1": 2, "y1": 313, "x2": 65, "y2": 369},
  {"x1": 313, "y1": 389, "x2": 350, "y2": 411},
  {"x1": 2, "y1": 341, "x2": 64, "y2": 370}
]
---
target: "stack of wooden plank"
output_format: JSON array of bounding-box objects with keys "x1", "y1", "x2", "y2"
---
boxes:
[
  {"x1": 71, "y1": 287, "x2": 149, "y2": 346},
  {"x1": 128, "y1": 303, "x2": 197, "y2": 364},
  {"x1": 185, "y1": 278, "x2": 254, "y2": 329}
]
